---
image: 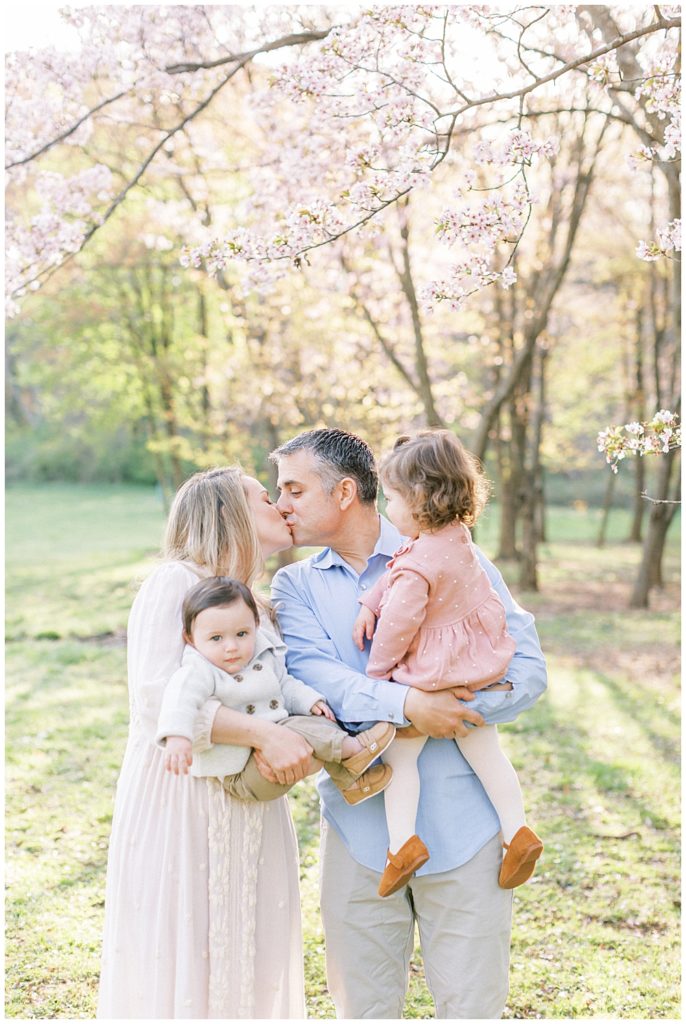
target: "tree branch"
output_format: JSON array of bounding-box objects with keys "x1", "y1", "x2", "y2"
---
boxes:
[
  {"x1": 164, "y1": 29, "x2": 331, "y2": 74},
  {"x1": 13, "y1": 63, "x2": 247, "y2": 296},
  {"x1": 5, "y1": 88, "x2": 130, "y2": 170}
]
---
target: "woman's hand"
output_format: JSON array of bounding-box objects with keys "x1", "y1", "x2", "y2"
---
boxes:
[
  {"x1": 164, "y1": 736, "x2": 193, "y2": 775},
  {"x1": 252, "y1": 722, "x2": 318, "y2": 786},
  {"x1": 352, "y1": 606, "x2": 376, "y2": 650}
]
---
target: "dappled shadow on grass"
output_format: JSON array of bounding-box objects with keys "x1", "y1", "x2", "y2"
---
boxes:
[
  {"x1": 500, "y1": 641, "x2": 680, "y2": 1018},
  {"x1": 517, "y1": 661, "x2": 679, "y2": 824}
]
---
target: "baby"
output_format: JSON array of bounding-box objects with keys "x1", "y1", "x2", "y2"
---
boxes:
[{"x1": 157, "y1": 576, "x2": 396, "y2": 803}]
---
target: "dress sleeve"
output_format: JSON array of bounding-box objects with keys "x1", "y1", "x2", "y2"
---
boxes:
[
  {"x1": 366, "y1": 567, "x2": 430, "y2": 679},
  {"x1": 127, "y1": 562, "x2": 220, "y2": 747}
]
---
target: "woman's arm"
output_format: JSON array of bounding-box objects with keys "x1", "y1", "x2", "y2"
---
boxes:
[{"x1": 210, "y1": 706, "x2": 317, "y2": 784}]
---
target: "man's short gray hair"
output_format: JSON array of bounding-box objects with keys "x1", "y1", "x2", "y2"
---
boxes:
[{"x1": 270, "y1": 428, "x2": 378, "y2": 505}]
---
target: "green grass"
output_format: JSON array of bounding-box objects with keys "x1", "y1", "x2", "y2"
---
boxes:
[{"x1": 5, "y1": 484, "x2": 681, "y2": 1018}]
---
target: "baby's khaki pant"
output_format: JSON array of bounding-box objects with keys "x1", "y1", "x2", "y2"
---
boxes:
[
  {"x1": 222, "y1": 715, "x2": 357, "y2": 801},
  {"x1": 319, "y1": 820, "x2": 512, "y2": 1019}
]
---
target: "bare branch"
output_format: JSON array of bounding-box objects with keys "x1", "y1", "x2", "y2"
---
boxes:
[{"x1": 165, "y1": 29, "x2": 331, "y2": 74}]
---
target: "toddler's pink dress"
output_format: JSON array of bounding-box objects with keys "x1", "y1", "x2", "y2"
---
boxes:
[{"x1": 361, "y1": 521, "x2": 515, "y2": 690}]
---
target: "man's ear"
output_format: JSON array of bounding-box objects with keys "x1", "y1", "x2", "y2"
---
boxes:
[{"x1": 337, "y1": 477, "x2": 358, "y2": 510}]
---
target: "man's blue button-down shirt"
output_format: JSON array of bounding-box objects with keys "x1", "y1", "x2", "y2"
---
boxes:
[{"x1": 272, "y1": 515, "x2": 547, "y2": 874}]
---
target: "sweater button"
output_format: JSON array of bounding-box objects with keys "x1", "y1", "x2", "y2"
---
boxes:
[
  {"x1": 269, "y1": 699, "x2": 279, "y2": 709},
  {"x1": 253, "y1": 663, "x2": 263, "y2": 671},
  {"x1": 234, "y1": 674, "x2": 244, "y2": 682},
  {"x1": 246, "y1": 704, "x2": 256, "y2": 714}
]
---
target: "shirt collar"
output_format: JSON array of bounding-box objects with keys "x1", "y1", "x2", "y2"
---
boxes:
[{"x1": 312, "y1": 514, "x2": 404, "y2": 570}]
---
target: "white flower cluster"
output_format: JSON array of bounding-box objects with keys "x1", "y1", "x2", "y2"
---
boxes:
[
  {"x1": 636, "y1": 219, "x2": 681, "y2": 262},
  {"x1": 597, "y1": 410, "x2": 681, "y2": 472}
]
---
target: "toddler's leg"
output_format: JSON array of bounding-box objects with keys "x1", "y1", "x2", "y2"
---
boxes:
[
  {"x1": 382, "y1": 735, "x2": 428, "y2": 854},
  {"x1": 455, "y1": 725, "x2": 525, "y2": 844}
]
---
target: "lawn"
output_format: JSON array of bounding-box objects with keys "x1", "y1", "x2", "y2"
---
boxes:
[{"x1": 5, "y1": 483, "x2": 681, "y2": 1019}]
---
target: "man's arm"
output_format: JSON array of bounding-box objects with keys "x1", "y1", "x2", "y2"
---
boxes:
[
  {"x1": 272, "y1": 567, "x2": 484, "y2": 737},
  {"x1": 466, "y1": 547, "x2": 548, "y2": 724},
  {"x1": 271, "y1": 568, "x2": 408, "y2": 728}
]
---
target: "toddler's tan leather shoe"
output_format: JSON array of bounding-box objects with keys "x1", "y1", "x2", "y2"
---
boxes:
[{"x1": 378, "y1": 835, "x2": 430, "y2": 897}]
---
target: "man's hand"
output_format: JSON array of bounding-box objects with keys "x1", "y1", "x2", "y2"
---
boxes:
[
  {"x1": 404, "y1": 687, "x2": 484, "y2": 739},
  {"x1": 252, "y1": 725, "x2": 319, "y2": 786}
]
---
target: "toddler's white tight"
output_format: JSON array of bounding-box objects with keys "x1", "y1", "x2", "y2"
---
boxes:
[
  {"x1": 382, "y1": 725, "x2": 526, "y2": 856},
  {"x1": 382, "y1": 735, "x2": 428, "y2": 855},
  {"x1": 456, "y1": 724, "x2": 526, "y2": 845}
]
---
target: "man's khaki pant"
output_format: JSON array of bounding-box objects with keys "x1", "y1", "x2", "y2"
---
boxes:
[
  {"x1": 319, "y1": 820, "x2": 512, "y2": 1019},
  {"x1": 223, "y1": 715, "x2": 357, "y2": 801}
]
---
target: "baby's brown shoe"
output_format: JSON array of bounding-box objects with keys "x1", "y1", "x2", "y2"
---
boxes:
[
  {"x1": 341, "y1": 763, "x2": 392, "y2": 805},
  {"x1": 341, "y1": 722, "x2": 396, "y2": 778},
  {"x1": 378, "y1": 835, "x2": 430, "y2": 897},
  {"x1": 498, "y1": 825, "x2": 543, "y2": 889}
]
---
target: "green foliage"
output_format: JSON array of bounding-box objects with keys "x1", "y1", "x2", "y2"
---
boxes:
[
  {"x1": 5, "y1": 485, "x2": 680, "y2": 1019},
  {"x1": 5, "y1": 423, "x2": 158, "y2": 485}
]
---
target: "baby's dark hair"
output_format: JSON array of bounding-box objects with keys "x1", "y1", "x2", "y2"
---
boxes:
[
  {"x1": 182, "y1": 576, "x2": 259, "y2": 637},
  {"x1": 380, "y1": 430, "x2": 491, "y2": 530}
]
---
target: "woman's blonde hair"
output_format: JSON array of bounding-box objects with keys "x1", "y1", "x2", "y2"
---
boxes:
[
  {"x1": 380, "y1": 430, "x2": 491, "y2": 530},
  {"x1": 163, "y1": 467, "x2": 264, "y2": 584}
]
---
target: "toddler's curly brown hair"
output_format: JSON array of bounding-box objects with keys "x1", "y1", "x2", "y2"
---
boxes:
[{"x1": 379, "y1": 430, "x2": 491, "y2": 531}]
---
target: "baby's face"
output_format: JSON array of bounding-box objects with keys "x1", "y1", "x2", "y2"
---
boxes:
[{"x1": 190, "y1": 600, "x2": 257, "y2": 674}]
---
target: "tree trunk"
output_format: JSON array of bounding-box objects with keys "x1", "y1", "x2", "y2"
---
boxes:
[
  {"x1": 627, "y1": 456, "x2": 646, "y2": 542},
  {"x1": 597, "y1": 467, "x2": 616, "y2": 548},
  {"x1": 497, "y1": 454, "x2": 518, "y2": 561},
  {"x1": 629, "y1": 448, "x2": 680, "y2": 607},
  {"x1": 519, "y1": 345, "x2": 547, "y2": 590}
]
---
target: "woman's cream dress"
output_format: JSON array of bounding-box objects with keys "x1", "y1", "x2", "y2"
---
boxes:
[{"x1": 97, "y1": 561, "x2": 305, "y2": 1019}]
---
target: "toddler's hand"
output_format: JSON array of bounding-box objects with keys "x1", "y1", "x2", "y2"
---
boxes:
[
  {"x1": 311, "y1": 700, "x2": 336, "y2": 721},
  {"x1": 165, "y1": 736, "x2": 193, "y2": 775},
  {"x1": 352, "y1": 606, "x2": 377, "y2": 650}
]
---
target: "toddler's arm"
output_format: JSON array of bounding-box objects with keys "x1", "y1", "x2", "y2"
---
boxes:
[
  {"x1": 366, "y1": 567, "x2": 430, "y2": 678},
  {"x1": 352, "y1": 605, "x2": 377, "y2": 651}
]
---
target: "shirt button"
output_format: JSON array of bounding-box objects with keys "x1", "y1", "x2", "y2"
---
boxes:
[
  {"x1": 234, "y1": 674, "x2": 243, "y2": 682},
  {"x1": 360, "y1": 584, "x2": 367, "y2": 590},
  {"x1": 246, "y1": 704, "x2": 256, "y2": 714},
  {"x1": 269, "y1": 699, "x2": 279, "y2": 709},
  {"x1": 254, "y1": 663, "x2": 263, "y2": 671}
]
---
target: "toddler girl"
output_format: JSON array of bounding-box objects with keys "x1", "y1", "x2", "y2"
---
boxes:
[
  {"x1": 158, "y1": 576, "x2": 395, "y2": 803},
  {"x1": 352, "y1": 430, "x2": 543, "y2": 896}
]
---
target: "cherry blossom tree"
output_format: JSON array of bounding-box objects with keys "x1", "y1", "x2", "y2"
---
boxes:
[
  {"x1": 6, "y1": 4, "x2": 680, "y2": 603},
  {"x1": 6, "y1": 5, "x2": 680, "y2": 311}
]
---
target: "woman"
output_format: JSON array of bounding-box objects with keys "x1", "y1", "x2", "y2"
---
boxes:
[{"x1": 97, "y1": 467, "x2": 314, "y2": 1018}]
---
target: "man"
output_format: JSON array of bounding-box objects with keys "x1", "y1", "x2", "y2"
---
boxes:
[{"x1": 269, "y1": 428, "x2": 547, "y2": 1019}]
